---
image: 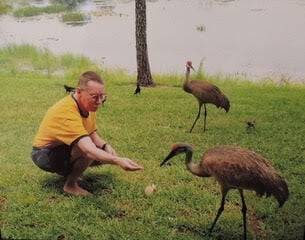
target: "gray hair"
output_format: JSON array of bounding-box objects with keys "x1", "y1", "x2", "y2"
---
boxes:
[{"x1": 78, "y1": 71, "x2": 104, "y2": 88}]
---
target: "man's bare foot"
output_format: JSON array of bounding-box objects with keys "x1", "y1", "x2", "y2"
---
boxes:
[{"x1": 63, "y1": 183, "x2": 92, "y2": 196}]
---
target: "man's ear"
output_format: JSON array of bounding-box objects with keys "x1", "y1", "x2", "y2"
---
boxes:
[{"x1": 76, "y1": 87, "x2": 82, "y2": 94}]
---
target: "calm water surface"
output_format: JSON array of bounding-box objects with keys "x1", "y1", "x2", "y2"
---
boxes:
[{"x1": 1, "y1": 0, "x2": 305, "y2": 82}]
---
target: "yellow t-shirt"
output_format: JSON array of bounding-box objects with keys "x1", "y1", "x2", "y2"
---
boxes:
[{"x1": 33, "y1": 95, "x2": 97, "y2": 148}]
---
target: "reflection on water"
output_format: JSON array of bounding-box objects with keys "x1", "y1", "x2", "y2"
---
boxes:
[
  {"x1": 1, "y1": 0, "x2": 305, "y2": 82},
  {"x1": 25, "y1": 0, "x2": 120, "y2": 10},
  {"x1": 14, "y1": 0, "x2": 117, "y2": 11}
]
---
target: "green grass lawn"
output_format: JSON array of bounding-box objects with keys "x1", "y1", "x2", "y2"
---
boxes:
[{"x1": 0, "y1": 44, "x2": 304, "y2": 239}]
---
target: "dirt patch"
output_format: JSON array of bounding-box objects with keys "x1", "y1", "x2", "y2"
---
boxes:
[
  {"x1": 248, "y1": 208, "x2": 267, "y2": 238},
  {"x1": 0, "y1": 195, "x2": 8, "y2": 212}
]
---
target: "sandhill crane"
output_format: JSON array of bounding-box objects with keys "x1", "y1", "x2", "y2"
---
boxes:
[
  {"x1": 183, "y1": 61, "x2": 230, "y2": 132},
  {"x1": 160, "y1": 143, "x2": 289, "y2": 240},
  {"x1": 134, "y1": 83, "x2": 141, "y2": 96}
]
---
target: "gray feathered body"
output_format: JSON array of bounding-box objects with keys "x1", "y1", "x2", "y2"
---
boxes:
[
  {"x1": 183, "y1": 80, "x2": 230, "y2": 112},
  {"x1": 189, "y1": 145, "x2": 289, "y2": 206}
]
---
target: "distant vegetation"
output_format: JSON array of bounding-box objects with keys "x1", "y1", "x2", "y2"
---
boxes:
[
  {"x1": 13, "y1": 4, "x2": 70, "y2": 17},
  {"x1": 0, "y1": 44, "x2": 98, "y2": 79},
  {"x1": 0, "y1": 0, "x2": 89, "y2": 24},
  {"x1": 0, "y1": 0, "x2": 12, "y2": 15},
  {"x1": 61, "y1": 11, "x2": 88, "y2": 23}
]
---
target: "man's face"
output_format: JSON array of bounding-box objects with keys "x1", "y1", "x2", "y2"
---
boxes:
[{"x1": 78, "y1": 81, "x2": 106, "y2": 112}]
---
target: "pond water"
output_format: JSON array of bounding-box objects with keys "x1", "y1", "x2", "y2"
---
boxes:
[{"x1": 1, "y1": 0, "x2": 305, "y2": 82}]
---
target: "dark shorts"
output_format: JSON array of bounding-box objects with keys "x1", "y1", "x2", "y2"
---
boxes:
[{"x1": 31, "y1": 145, "x2": 73, "y2": 176}]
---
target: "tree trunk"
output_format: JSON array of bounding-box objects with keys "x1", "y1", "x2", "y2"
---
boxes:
[{"x1": 135, "y1": 0, "x2": 154, "y2": 86}]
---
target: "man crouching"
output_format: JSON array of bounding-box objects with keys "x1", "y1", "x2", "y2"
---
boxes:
[{"x1": 31, "y1": 71, "x2": 143, "y2": 196}]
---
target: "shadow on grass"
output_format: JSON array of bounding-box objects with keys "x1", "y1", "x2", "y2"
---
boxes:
[{"x1": 40, "y1": 171, "x2": 115, "y2": 196}]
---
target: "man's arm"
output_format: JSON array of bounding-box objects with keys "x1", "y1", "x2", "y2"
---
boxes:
[
  {"x1": 75, "y1": 136, "x2": 143, "y2": 171},
  {"x1": 90, "y1": 131, "x2": 116, "y2": 155}
]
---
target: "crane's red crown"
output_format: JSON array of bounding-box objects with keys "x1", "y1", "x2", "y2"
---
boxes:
[
  {"x1": 186, "y1": 61, "x2": 192, "y2": 66},
  {"x1": 172, "y1": 144, "x2": 178, "y2": 151},
  {"x1": 172, "y1": 143, "x2": 188, "y2": 151}
]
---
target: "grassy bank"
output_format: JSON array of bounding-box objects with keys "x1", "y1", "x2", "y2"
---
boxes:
[
  {"x1": 0, "y1": 0, "x2": 115, "y2": 25},
  {"x1": 0, "y1": 1, "x2": 11, "y2": 15},
  {"x1": 0, "y1": 0, "x2": 71, "y2": 17},
  {"x1": 0, "y1": 1, "x2": 88, "y2": 25},
  {"x1": 0, "y1": 44, "x2": 304, "y2": 239}
]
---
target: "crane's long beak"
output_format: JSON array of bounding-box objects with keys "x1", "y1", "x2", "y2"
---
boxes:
[{"x1": 160, "y1": 150, "x2": 176, "y2": 167}]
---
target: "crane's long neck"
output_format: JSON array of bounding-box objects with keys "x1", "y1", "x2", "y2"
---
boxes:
[
  {"x1": 185, "y1": 148, "x2": 210, "y2": 177},
  {"x1": 183, "y1": 66, "x2": 192, "y2": 93}
]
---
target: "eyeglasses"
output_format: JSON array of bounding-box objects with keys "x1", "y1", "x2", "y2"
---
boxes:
[{"x1": 88, "y1": 93, "x2": 107, "y2": 102}]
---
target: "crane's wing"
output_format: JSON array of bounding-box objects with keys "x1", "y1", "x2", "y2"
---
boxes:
[
  {"x1": 189, "y1": 80, "x2": 230, "y2": 111},
  {"x1": 203, "y1": 146, "x2": 289, "y2": 205}
]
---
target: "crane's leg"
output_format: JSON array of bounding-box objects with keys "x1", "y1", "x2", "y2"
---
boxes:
[
  {"x1": 189, "y1": 104, "x2": 202, "y2": 133},
  {"x1": 203, "y1": 104, "x2": 207, "y2": 131},
  {"x1": 239, "y1": 189, "x2": 248, "y2": 240},
  {"x1": 209, "y1": 189, "x2": 228, "y2": 236}
]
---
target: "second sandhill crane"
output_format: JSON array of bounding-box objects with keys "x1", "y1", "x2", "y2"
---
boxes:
[
  {"x1": 160, "y1": 143, "x2": 289, "y2": 240},
  {"x1": 183, "y1": 61, "x2": 230, "y2": 132}
]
